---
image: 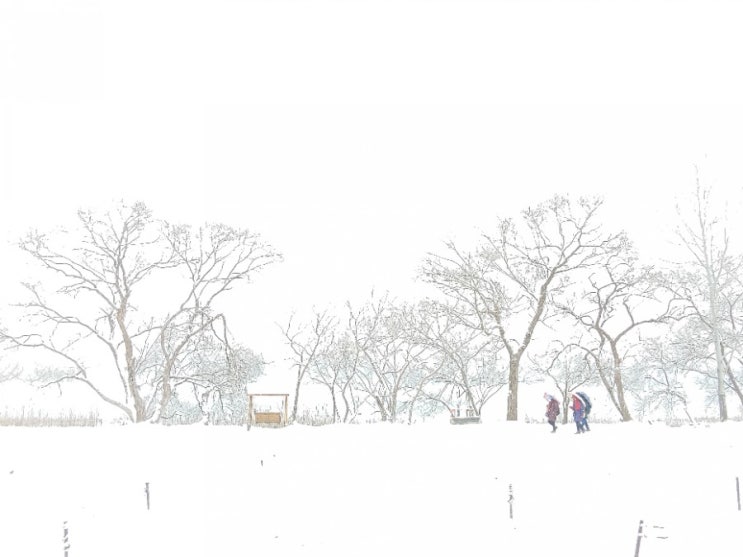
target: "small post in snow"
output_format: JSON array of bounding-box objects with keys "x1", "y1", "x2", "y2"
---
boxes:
[
  {"x1": 633, "y1": 519, "x2": 644, "y2": 557},
  {"x1": 145, "y1": 482, "x2": 150, "y2": 510},
  {"x1": 63, "y1": 520, "x2": 70, "y2": 557},
  {"x1": 507, "y1": 483, "x2": 514, "y2": 519},
  {"x1": 736, "y1": 477, "x2": 741, "y2": 511}
]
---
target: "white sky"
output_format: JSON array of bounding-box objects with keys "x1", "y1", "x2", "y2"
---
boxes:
[{"x1": 3, "y1": 0, "x2": 743, "y2": 382}]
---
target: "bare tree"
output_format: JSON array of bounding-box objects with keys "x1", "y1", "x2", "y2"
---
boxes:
[
  {"x1": 558, "y1": 250, "x2": 679, "y2": 421},
  {"x1": 661, "y1": 307, "x2": 743, "y2": 417},
  {"x1": 0, "y1": 202, "x2": 281, "y2": 422},
  {"x1": 292, "y1": 297, "x2": 506, "y2": 424},
  {"x1": 165, "y1": 335, "x2": 265, "y2": 425},
  {"x1": 413, "y1": 299, "x2": 507, "y2": 418},
  {"x1": 348, "y1": 293, "x2": 427, "y2": 423},
  {"x1": 288, "y1": 298, "x2": 383, "y2": 424},
  {"x1": 718, "y1": 280, "x2": 743, "y2": 410},
  {"x1": 630, "y1": 337, "x2": 695, "y2": 424},
  {"x1": 150, "y1": 222, "x2": 279, "y2": 421},
  {"x1": 280, "y1": 309, "x2": 337, "y2": 423},
  {"x1": 420, "y1": 195, "x2": 624, "y2": 420},
  {"x1": 310, "y1": 331, "x2": 365, "y2": 423},
  {"x1": 668, "y1": 177, "x2": 743, "y2": 421}
]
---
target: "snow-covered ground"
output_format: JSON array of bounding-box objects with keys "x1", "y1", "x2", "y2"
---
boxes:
[{"x1": 1, "y1": 419, "x2": 741, "y2": 557}]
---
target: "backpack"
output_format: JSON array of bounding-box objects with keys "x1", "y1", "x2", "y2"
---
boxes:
[{"x1": 576, "y1": 392, "x2": 592, "y2": 416}]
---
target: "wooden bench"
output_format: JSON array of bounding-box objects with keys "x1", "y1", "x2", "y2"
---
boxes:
[
  {"x1": 450, "y1": 415, "x2": 481, "y2": 425},
  {"x1": 254, "y1": 411, "x2": 283, "y2": 426}
]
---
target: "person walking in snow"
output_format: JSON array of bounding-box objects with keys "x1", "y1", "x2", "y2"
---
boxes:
[
  {"x1": 570, "y1": 393, "x2": 586, "y2": 434},
  {"x1": 575, "y1": 391, "x2": 591, "y2": 432},
  {"x1": 544, "y1": 393, "x2": 560, "y2": 433}
]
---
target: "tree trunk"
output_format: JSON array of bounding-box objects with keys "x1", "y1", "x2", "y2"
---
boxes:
[
  {"x1": 595, "y1": 362, "x2": 623, "y2": 419},
  {"x1": 390, "y1": 391, "x2": 398, "y2": 422},
  {"x1": 116, "y1": 305, "x2": 147, "y2": 422},
  {"x1": 608, "y1": 341, "x2": 633, "y2": 422},
  {"x1": 331, "y1": 387, "x2": 339, "y2": 423},
  {"x1": 291, "y1": 372, "x2": 303, "y2": 423},
  {"x1": 374, "y1": 395, "x2": 388, "y2": 422},
  {"x1": 707, "y1": 255, "x2": 729, "y2": 421},
  {"x1": 154, "y1": 356, "x2": 177, "y2": 423},
  {"x1": 460, "y1": 367, "x2": 478, "y2": 415},
  {"x1": 613, "y1": 364, "x2": 633, "y2": 421},
  {"x1": 713, "y1": 337, "x2": 729, "y2": 421},
  {"x1": 341, "y1": 383, "x2": 352, "y2": 423},
  {"x1": 506, "y1": 355, "x2": 519, "y2": 421}
]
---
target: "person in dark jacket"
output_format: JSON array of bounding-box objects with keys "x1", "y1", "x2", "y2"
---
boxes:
[
  {"x1": 544, "y1": 393, "x2": 560, "y2": 433},
  {"x1": 576, "y1": 391, "x2": 591, "y2": 432},
  {"x1": 569, "y1": 393, "x2": 586, "y2": 434}
]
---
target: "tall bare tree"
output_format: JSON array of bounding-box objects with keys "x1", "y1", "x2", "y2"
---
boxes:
[
  {"x1": 629, "y1": 336, "x2": 695, "y2": 424},
  {"x1": 662, "y1": 279, "x2": 743, "y2": 417},
  {"x1": 412, "y1": 299, "x2": 506, "y2": 418},
  {"x1": 421, "y1": 195, "x2": 624, "y2": 420},
  {"x1": 669, "y1": 178, "x2": 743, "y2": 421},
  {"x1": 310, "y1": 332, "x2": 355, "y2": 423},
  {"x1": 150, "y1": 222, "x2": 279, "y2": 421},
  {"x1": 558, "y1": 250, "x2": 679, "y2": 421},
  {"x1": 280, "y1": 309, "x2": 337, "y2": 423},
  {"x1": 717, "y1": 279, "x2": 743, "y2": 410},
  {"x1": 348, "y1": 293, "x2": 428, "y2": 422},
  {"x1": 0, "y1": 202, "x2": 281, "y2": 422}
]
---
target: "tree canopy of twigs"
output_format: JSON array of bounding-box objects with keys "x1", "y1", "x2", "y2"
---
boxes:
[
  {"x1": 0, "y1": 201, "x2": 282, "y2": 422},
  {"x1": 420, "y1": 195, "x2": 625, "y2": 420}
]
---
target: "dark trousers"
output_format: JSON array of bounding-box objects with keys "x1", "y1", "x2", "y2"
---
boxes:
[{"x1": 573, "y1": 411, "x2": 586, "y2": 432}]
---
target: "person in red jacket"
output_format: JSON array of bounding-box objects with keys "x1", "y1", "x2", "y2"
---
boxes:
[
  {"x1": 544, "y1": 393, "x2": 560, "y2": 433},
  {"x1": 570, "y1": 393, "x2": 586, "y2": 434}
]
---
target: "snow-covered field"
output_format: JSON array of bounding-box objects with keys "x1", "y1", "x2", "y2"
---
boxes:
[{"x1": 1, "y1": 420, "x2": 741, "y2": 557}]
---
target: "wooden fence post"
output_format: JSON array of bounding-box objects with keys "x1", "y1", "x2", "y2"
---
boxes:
[
  {"x1": 63, "y1": 520, "x2": 70, "y2": 557},
  {"x1": 508, "y1": 484, "x2": 514, "y2": 519},
  {"x1": 634, "y1": 519, "x2": 644, "y2": 557}
]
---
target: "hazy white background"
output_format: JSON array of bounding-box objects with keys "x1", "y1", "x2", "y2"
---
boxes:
[{"x1": 2, "y1": 0, "x2": 743, "y2": 407}]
